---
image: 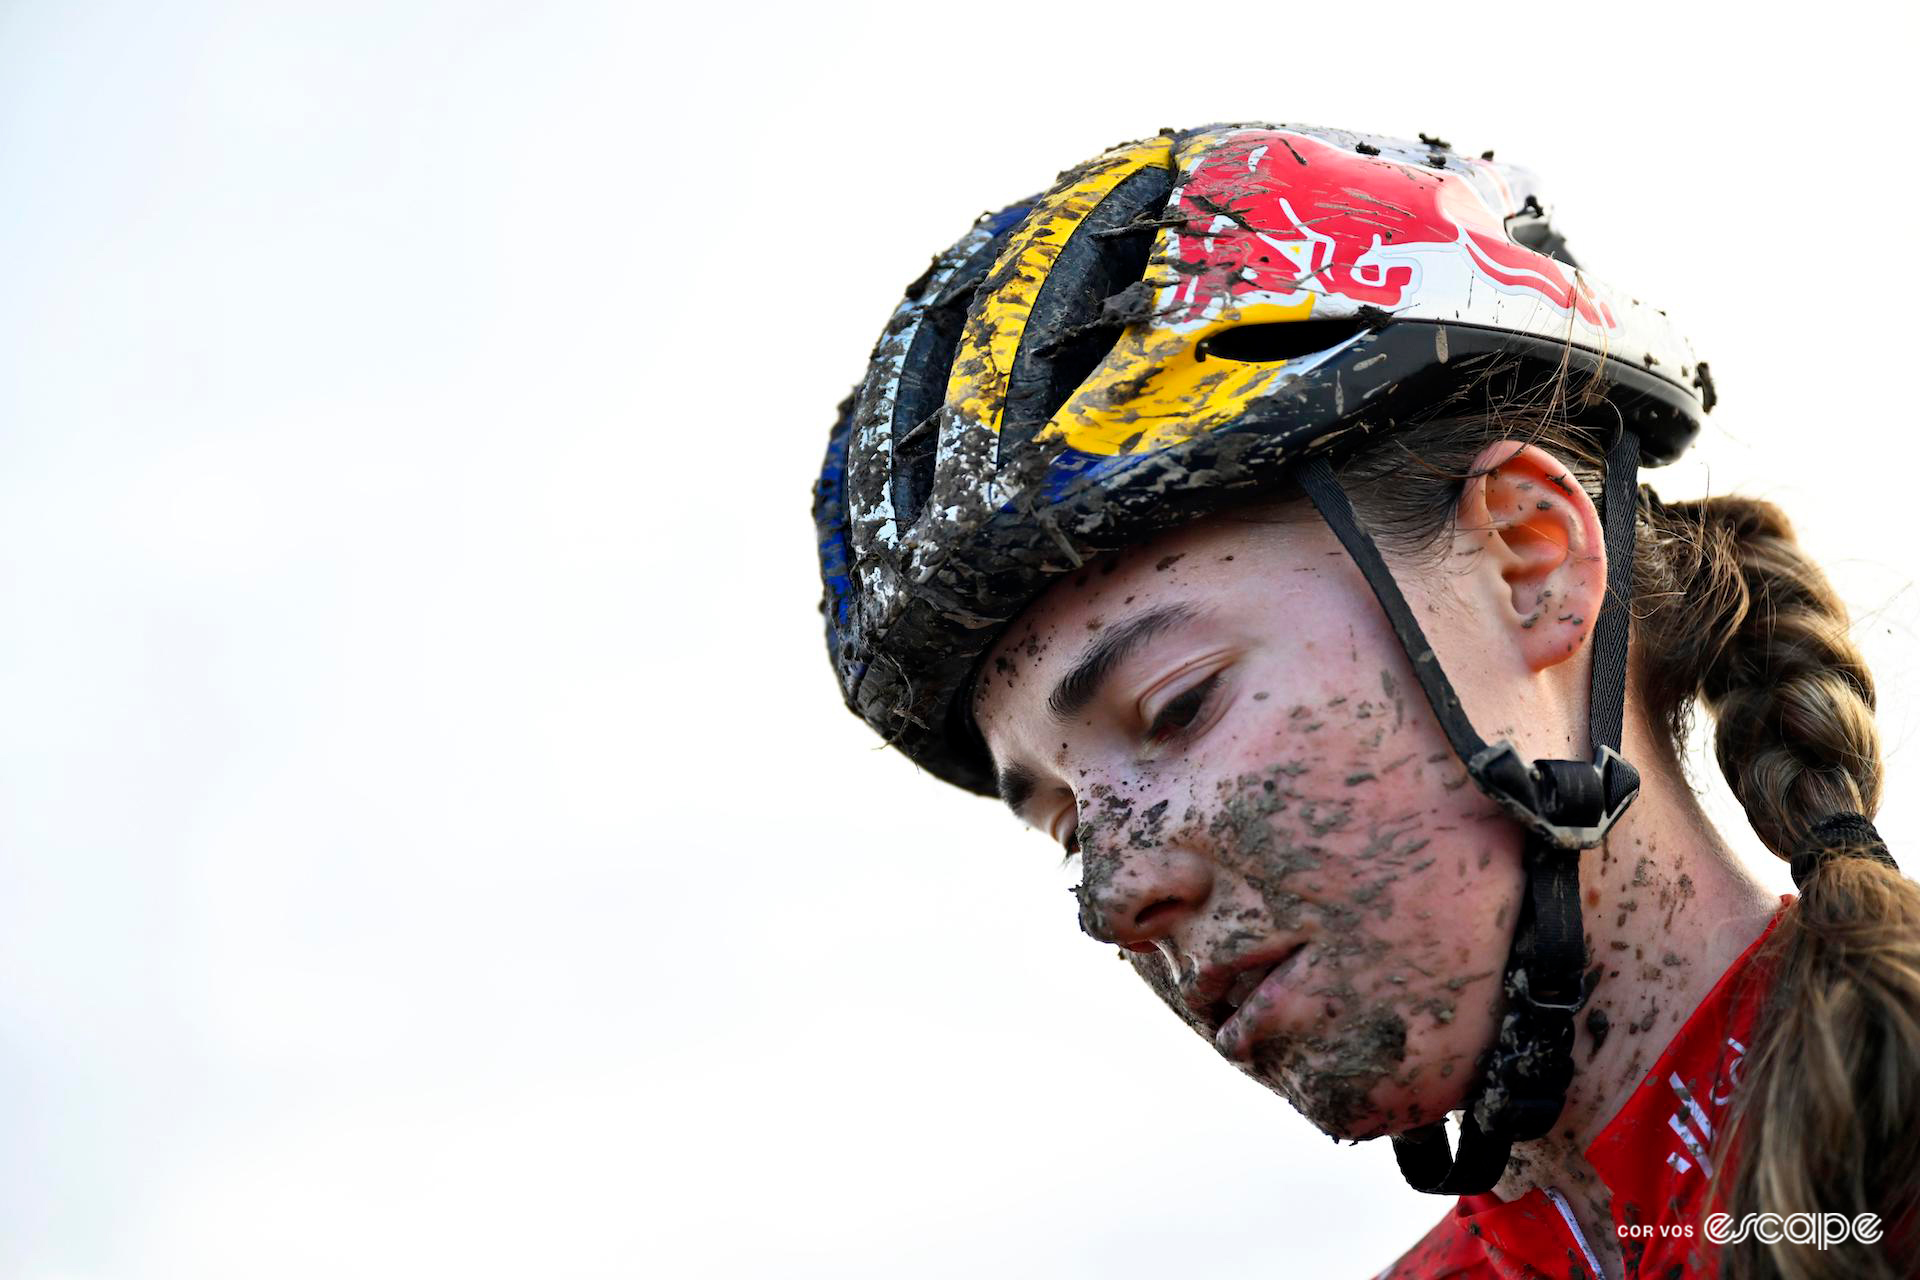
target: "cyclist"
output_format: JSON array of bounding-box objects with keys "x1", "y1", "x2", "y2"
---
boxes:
[{"x1": 811, "y1": 124, "x2": 1918, "y2": 1279}]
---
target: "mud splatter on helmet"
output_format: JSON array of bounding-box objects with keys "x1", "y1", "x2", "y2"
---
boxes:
[{"x1": 811, "y1": 123, "x2": 1712, "y2": 1195}]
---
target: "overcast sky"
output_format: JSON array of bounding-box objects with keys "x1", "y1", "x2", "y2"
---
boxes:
[{"x1": 2, "y1": 2, "x2": 1917, "y2": 1277}]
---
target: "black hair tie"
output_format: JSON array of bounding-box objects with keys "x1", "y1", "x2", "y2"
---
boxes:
[{"x1": 1789, "y1": 812, "x2": 1900, "y2": 890}]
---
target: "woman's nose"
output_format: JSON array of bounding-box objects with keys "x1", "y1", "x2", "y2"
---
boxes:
[{"x1": 1075, "y1": 841, "x2": 1214, "y2": 949}]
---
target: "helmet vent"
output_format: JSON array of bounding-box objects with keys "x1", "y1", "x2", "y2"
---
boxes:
[
  {"x1": 891, "y1": 220, "x2": 1022, "y2": 528},
  {"x1": 997, "y1": 164, "x2": 1176, "y2": 459},
  {"x1": 1503, "y1": 196, "x2": 1580, "y2": 267},
  {"x1": 1200, "y1": 318, "x2": 1369, "y2": 364}
]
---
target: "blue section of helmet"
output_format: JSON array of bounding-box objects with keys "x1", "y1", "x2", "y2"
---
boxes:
[
  {"x1": 1036, "y1": 446, "x2": 1105, "y2": 503},
  {"x1": 1028, "y1": 444, "x2": 1158, "y2": 506},
  {"x1": 984, "y1": 200, "x2": 1031, "y2": 236},
  {"x1": 814, "y1": 397, "x2": 858, "y2": 680}
]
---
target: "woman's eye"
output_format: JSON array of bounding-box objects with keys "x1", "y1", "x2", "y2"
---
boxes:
[{"x1": 1146, "y1": 673, "x2": 1221, "y2": 745}]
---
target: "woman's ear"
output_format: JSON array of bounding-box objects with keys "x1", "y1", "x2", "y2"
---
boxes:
[{"x1": 1453, "y1": 441, "x2": 1607, "y2": 674}]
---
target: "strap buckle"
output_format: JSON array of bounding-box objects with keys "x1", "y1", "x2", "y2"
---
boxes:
[
  {"x1": 1467, "y1": 742, "x2": 1640, "y2": 852},
  {"x1": 1508, "y1": 958, "x2": 1589, "y2": 1015}
]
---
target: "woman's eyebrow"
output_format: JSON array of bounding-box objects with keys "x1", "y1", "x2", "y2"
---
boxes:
[{"x1": 1045, "y1": 602, "x2": 1203, "y2": 725}]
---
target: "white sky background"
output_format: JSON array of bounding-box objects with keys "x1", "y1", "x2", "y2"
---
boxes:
[{"x1": 1, "y1": 1, "x2": 1916, "y2": 1276}]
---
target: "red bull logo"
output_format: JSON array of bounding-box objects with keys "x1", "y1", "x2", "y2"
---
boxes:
[{"x1": 1162, "y1": 130, "x2": 1615, "y2": 331}]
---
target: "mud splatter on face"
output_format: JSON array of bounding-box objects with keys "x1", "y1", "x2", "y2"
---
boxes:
[
  {"x1": 1253, "y1": 1006, "x2": 1409, "y2": 1136},
  {"x1": 1063, "y1": 684, "x2": 1519, "y2": 1139},
  {"x1": 975, "y1": 509, "x2": 1535, "y2": 1142}
]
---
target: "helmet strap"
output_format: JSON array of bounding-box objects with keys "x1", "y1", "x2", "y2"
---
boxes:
[{"x1": 1293, "y1": 426, "x2": 1641, "y2": 1195}]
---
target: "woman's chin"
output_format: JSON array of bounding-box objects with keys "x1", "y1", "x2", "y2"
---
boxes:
[{"x1": 1246, "y1": 1039, "x2": 1475, "y2": 1142}]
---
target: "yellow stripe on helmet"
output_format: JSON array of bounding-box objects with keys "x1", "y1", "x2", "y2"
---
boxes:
[
  {"x1": 946, "y1": 136, "x2": 1175, "y2": 435},
  {"x1": 1040, "y1": 296, "x2": 1317, "y2": 456}
]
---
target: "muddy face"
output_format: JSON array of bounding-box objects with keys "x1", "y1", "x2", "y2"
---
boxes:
[{"x1": 972, "y1": 505, "x2": 1530, "y2": 1140}]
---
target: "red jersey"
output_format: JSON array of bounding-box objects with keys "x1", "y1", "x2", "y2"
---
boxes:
[{"x1": 1376, "y1": 900, "x2": 1790, "y2": 1280}]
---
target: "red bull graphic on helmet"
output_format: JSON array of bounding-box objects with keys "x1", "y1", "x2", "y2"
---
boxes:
[
  {"x1": 1162, "y1": 129, "x2": 1616, "y2": 332},
  {"x1": 999, "y1": 125, "x2": 1692, "y2": 462}
]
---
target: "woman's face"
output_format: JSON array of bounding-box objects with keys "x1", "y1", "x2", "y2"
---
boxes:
[{"x1": 971, "y1": 501, "x2": 1545, "y2": 1141}]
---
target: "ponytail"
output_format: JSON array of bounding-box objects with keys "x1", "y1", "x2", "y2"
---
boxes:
[{"x1": 1634, "y1": 494, "x2": 1920, "y2": 1280}]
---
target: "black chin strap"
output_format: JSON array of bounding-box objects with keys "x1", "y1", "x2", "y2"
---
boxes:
[{"x1": 1295, "y1": 427, "x2": 1642, "y2": 1195}]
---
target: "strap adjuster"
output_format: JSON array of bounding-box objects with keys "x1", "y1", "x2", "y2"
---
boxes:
[
  {"x1": 1507, "y1": 959, "x2": 1588, "y2": 1015},
  {"x1": 1467, "y1": 742, "x2": 1640, "y2": 851}
]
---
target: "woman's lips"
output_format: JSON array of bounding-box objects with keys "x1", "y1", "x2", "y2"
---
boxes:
[{"x1": 1214, "y1": 943, "x2": 1310, "y2": 1062}]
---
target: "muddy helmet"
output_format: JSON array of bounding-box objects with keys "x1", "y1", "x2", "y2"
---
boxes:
[
  {"x1": 811, "y1": 122, "x2": 1712, "y2": 1195},
  {"x1": 814, "y1": 124, "x2": 1707, "y2": 796}
]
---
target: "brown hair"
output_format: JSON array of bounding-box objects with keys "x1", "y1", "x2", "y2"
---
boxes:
[{"x1": 1327, "y1": 397, "x2": 1920, "y2": 1280}]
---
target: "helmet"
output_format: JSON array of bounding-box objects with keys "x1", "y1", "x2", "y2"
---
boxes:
[
  {"x1": 814, "y1": 123, "x2": 1710, "y2": 796},
  {"x1": 811, "y1": 122, "x2": 1712, "y2": 1195}
]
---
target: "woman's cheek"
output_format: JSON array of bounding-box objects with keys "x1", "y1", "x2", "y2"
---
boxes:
[
  {"x1": 1278, "y1": 831, "x2": 1522, "y2": 1136},
  {"x1": 1122, "y1": 680, "x2": 1528, "y2": 1136},
  {"x1": 1370, "y1": 871, "x2": 1521, "y2": 1126}
]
